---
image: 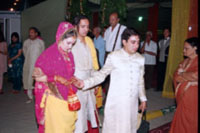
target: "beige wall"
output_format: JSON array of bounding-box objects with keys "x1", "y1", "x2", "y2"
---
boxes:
[{"x1": 21, "y1": 0, "x2": 66, "y2": 48}]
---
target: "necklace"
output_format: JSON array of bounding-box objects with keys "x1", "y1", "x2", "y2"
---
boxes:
[{"x1": 58, "y1": 47, "x2": 70, "y2": 61}]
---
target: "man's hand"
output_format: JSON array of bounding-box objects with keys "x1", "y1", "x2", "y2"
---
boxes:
[
  {"x1": 139, "y1": 101, "x2": 147, "y2": 113},
  {"x1": 73, "y1": 77, "x2": 84, "y2": 89}
]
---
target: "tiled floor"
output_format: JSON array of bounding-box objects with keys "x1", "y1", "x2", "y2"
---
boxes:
[
  {"x1": 0, "y1": 80, "x2": 37, "y2": 133},
  {"x1": 0, "y1": 77, "x2": 175, "y2": 133},
  {"x1": 146, "y1": 89, "x2": 175, "y2": 130}
]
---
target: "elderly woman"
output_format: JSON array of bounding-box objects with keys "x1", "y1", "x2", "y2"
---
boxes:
[
  {"x1": 170, "y1": 37, "x2": 198, "y2": 133},
  {"x1": 33, "y1": 22, "x2": 78, "y2": 133}
]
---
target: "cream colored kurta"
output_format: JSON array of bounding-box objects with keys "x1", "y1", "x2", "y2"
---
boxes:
[
  {"x1": 72, "y1": 39, "x2": 97, "y2": 133},
  {"x1": 83, "y1": 49, "x2": 147, "y2": 133},
  {"x1": 23, "y1": 38, "x2": 45, "y2": 90}
]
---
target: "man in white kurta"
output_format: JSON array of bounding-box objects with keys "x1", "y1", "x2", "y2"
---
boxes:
[
  {"x1": 72, "y1": 15, "x2": 98, "y2": 133},
  {"x1": 76, "y1": 28, "x2": 147, "y2": 133},
  {"x1": 23, "y1": 27, "x2": 45, "y2": 102},
  {"x1": 140, "y1": 31, "x2": 157, "y2": 90},
  {"x1": 104, "y1": 12, "x2": 126, "y2": 53}
]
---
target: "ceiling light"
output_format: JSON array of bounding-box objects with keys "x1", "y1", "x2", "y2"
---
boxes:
[
  {"x1": 10, "y1": 8, "x2": 14, "y2": 11},
  {"x1": 138, "y1": 16, "x2": 143, "y2": 22},
  {"x1": 14, "y1": 2, "x2": 17, "y2": 6}
]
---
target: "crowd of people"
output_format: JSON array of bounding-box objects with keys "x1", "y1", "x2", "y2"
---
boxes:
[{"x1": 0, "y1": 11, "x2": 198, "y2": 133}]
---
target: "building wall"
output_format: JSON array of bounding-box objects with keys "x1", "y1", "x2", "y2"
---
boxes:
[
  {"x1": 21, "y1": 0, "x2": 66, "y2": 48},
  {"x1": 126, "y1": 7, "x2": 171, "y2": 42},
  {"x1": 0, "y1": 11, "x2": 21, "y2": 44}
]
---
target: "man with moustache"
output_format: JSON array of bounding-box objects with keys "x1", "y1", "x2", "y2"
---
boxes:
[{"x1": 22, "y1": 27, "x2": 45, "y2": 103}]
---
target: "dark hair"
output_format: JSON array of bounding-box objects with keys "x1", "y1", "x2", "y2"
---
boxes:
[
  {"x1": 29, "y1": 27, "x2": 39, "y2": 34},
  {"x1": 110, "y1": 12, "x2": 119, "y2": 18},
  {"x1": 163, "y1": 27, "x2": 171, "y2": 32},
  {"x1": 59, "y1": 29, "x2": 77, "y2": 43},
  {"x1": 121, "y1": 27, "x2": 140, "y2": 41},
  {"x1": 73, "y1": 15, "x2": 89, "y2": 26},
  {"x1": 37, "y1": 31, "x2": 41, "y2": 37},
  {"x1": 11, "y1": 32, "x2": 20, "y2": 43},
  {"x1": 185, "y1": 37, "x2": 199, "y2": 54},
  {"x1": 0, "y1": 31, "x2": 5, "y2": 42}
]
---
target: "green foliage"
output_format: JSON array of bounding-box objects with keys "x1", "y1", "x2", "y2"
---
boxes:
[
  {"x1": 67, "y1": 0, "x2": 127, "y2": 27},
  {"x1": 68, "y1": 0, "x2": 92, "y2": 22},
  {"x1": 100, "y1": 0, "x2": 127, "y2": 27}
]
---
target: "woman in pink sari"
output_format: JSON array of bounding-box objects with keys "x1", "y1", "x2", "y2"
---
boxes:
[
  {"x1": 33, "y1": 22, "x2": 78, "y2": 133},
  {"x1": 170, "y1": 37, "x2": 198, "y2": 133}
]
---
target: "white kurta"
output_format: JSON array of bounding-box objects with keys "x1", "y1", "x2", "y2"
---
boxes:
[
  {"x1": 83, "y1": 49, "x2": 147, "y2": 133},
  {"x1": 23, "y1": 38, "x2": 45, "y2": 90},
  {"x1": 104, "y1": 23, "x2": 126, "y2": 52},
  {"x1": 72, "y1": 39, "x2": 97, "y2": 133},
  {"x1": 140, "y1": 40, "x2": 157, "y2": 65}
]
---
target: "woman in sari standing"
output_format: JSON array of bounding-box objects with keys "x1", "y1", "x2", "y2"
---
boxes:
[
  {"x1": 33, "y1": 22, "x2": 78, "y2": 133},
  {"x1": 8, "y1": 32, "x2": 24, "y2": 93},
  {"x1": 170, "y1": 37, "x2": 198, "y2": 133}
]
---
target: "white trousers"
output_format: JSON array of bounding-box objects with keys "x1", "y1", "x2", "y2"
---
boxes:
[{"x1": 27, "y1": 89, "x2": 33, "y2": 99}]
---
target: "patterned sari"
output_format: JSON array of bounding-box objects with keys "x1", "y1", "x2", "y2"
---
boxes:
[
  {"x1": 170, "y1": 56, "x2": 198, "y2": 133},
  {"x1": 34, "y1": 22, "x2": 77, "y2": 133},
  {"x1": 8, "y1": 42, "x2": 24, "y2": 90}
]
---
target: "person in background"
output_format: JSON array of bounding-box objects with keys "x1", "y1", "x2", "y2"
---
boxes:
[
  {"x1": 0, "y1": 31, "x2": 7, "y2": 94},
  {"x1": 33, "y1": 21, "x2": 78, "y2": 133},
  {"x1": 92, "y1": 26, "x2": 105, "y2": 113},
  {"x1": 104, "y1": 12, "x2": 126, "y2": 55},
  {"x1": 23, "y1": 27, "x2": 45, "y2": 103},
  {"x1": 156, "y1": 28, "x2": 171, "y2": 91},
  {"x1": 170, "y1": 37, "x2": 198, "y2": 133},
  {"x1": 103, "y1": 12, "x2": 126, "y2": 97},
  {"x1": 8, "y1": 32, "x2": 24, "y2": 94},
  {"x1": 74, "y1": 27, "x2": 147, "y2": 133},
  {"x1": 140, "y1": 31, "x2": 157, "y2": 90},
  {"x1": 93, "y1": 26, "x2": 105, "y2": 68}
]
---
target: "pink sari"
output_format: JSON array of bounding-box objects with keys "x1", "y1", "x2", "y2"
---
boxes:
[{"x1": 34, "y1": 22, "x2": 77, "y2": 133}]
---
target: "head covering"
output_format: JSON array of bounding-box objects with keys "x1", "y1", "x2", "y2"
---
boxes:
[
  {"x1": 35, "y1": 22, "x2": 77, "y2": 100},
  {"x1": 56, "y1": 22, "x2": 74, "y2": 44}
]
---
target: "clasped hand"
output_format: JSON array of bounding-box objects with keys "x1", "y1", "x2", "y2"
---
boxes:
[{"x1": 55, "y1": 76, "x2": 84, "y2": 89}]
